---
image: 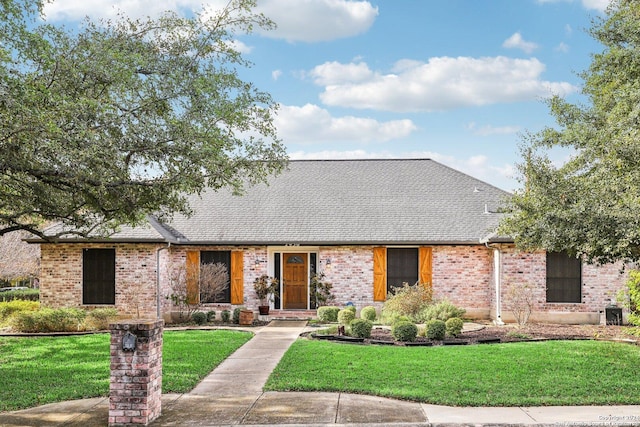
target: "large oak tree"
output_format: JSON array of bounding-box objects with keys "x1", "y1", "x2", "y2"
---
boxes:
[
  {"x1": 0, "y1": 0, "x2": 287, "y2": 239},
  {"x1": 500, "y1": 0, "x2": 640, "y2": 265}
]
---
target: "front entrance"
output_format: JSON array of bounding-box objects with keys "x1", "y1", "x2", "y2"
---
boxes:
[{"x1": 283, "y1": 253, "x2": 308, "y2": 309}]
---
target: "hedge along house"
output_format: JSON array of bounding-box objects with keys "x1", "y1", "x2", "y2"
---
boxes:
[{"x1": 34, "y1": 159, "x2": 629, "y2": 324}]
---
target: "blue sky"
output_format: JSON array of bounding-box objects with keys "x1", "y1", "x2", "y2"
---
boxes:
[{"x1": 42, "y1": 0, "x2": 611, "y2": 191}]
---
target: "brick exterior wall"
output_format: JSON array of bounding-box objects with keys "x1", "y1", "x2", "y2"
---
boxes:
[
  {"x1": 109, "y1": 320, "x2": 163, "y2": 426},
  {"x1": 40, "y1": 243, "x2": 163, "y2": 319},
  {"x1": 498, "y1": 245, "x2": 629, "y2": 322},
  {"x1": 38, "y1": 242, "x2": 630, "y2": 323}
]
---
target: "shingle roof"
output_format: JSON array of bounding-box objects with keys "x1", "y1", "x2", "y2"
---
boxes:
[{"x1": 148, "y1": 159, "x2": 511, "y2": 245}]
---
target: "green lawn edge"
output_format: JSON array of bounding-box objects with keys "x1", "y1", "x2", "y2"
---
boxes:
[
  {"x1": 264, "y1": 339, "x2": 640, "y2": 407},
  {"x1": 0, "y1": 329, "x2": 252, "y2": 412}
]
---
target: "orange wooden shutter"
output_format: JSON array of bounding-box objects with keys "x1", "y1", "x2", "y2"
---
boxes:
[
  {"x1": 419, "y1": 247, "x2": 433, "y2": 289},
  {"x1": 373, "y1": 247, "x2": 387, "y2": 302},
  {"x1": 185, "y1": 251, "x2": 200, "y2": 304},
  {"x1": 230, "y1": 251, "x2": 244, "y2": 305}
]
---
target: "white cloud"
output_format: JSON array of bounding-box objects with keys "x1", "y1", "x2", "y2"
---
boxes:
[
  {"x1": 308, "y1": 61, "x2": 374, "y2": 86},
  {"x1": 289, "y1": 150, "x2": 518, "y2": 191},
  {"x1": 502, "y1": 32, "x2": 539, "y2": 54},
  {"x1": 313, "y1": 57, "x2": 577, "y2": 112},
  {"x1": 536, "y1": 0, "x2": 611, "y2": 12},
  {"x1": 555, "y1": 42, "x2": 570, "y2": 53},
  {"x1": 467, "y1": 123, "x2": 521, "y2": 136},
  {"x1": 256, "y1": 0, "x2": 378, "y2": 42},
  {"x1": 272, "y1": 70, "x2": 283, "y2": 80},
  {"x1": 274, "y1": 104, "x2": 417, "y2": 144},
  {"x1": 43, "y1": 0, "x2": 206, "y2": 21}
]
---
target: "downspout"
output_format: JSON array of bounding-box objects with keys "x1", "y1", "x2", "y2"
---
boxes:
[
  {"x1": 486, "y1": 242, "x2": 504, "y2": 325},
  {"x1": 156, "y1": 243, "x2": 170, "y2": 319}
]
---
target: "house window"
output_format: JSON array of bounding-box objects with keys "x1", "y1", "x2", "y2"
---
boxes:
[
  {"x1": 200, "y1": 251, "x2": 231, "y2": 303},
  {"x1": 386, "y1": 248, "x2": 419, "y2": 293},
  {"x1": 546, "y1": 251, "x2": 581, "y2": 303},
  {"x1": 83, "y1": 249, "x2": 115, "y2": 305}
]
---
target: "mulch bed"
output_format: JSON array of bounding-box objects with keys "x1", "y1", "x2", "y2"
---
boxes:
[{"x1": 308, "y1": 322, "x2": 640, "y2": 346}]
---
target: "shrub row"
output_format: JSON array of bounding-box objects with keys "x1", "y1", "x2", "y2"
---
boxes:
[
  {"x1": 0, "y1": 289, "x2": 39, "y2": 302},
  {"x1": 10, "y1": 307, "x2": 119, "y2": 332}
]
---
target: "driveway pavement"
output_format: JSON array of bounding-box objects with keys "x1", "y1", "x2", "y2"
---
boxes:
[{"x1": 1, "y1": 320, "x2": 638, "y2": 426}]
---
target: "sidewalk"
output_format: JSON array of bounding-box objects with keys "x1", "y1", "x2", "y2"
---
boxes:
[{"x1": 1, "y1": 320, "x2": 639, "y2": 426}]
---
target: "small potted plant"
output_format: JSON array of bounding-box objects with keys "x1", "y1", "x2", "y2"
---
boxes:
[{"x1": 253, "y1": 275, "x2": 278, "y2": 315}]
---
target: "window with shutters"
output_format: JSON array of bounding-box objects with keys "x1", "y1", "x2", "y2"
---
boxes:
[
  {"x1": 386, "y1": 248, "x2": 419, "y2": 294},
  {"x1": 546, "y1": 251, "x2": 581, "y2": 303},
  {"x1": 200, "y1": 251, "x2": 231, "y2": 303},
  {"x1": 83, "y1": 248, "x2": 116, "y2": 305}
]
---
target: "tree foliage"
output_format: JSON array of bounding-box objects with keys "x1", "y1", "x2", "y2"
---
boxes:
[
  {"x1": 499, "y1": 0, "x2": 640, "y2": 264},
  {"x1": 0, "y1": 0, "x2": 287, "y2": 239}
]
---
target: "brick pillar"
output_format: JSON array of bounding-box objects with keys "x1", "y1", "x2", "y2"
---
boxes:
[{"x1": 109, "y1": 319, "x2": 163, "y2": 426}]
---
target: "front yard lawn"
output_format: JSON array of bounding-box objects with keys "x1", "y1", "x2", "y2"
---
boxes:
[
  {"x1": 264, "y1": 339, "x2": 640, "y2": 407},
  {"x1": 0, "y1": 330, "x2": 252, "y2": 411}
]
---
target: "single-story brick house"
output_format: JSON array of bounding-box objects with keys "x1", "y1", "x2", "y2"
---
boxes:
[{"x1": 33, "y1": 159, "x2": 629, "y2": 324}]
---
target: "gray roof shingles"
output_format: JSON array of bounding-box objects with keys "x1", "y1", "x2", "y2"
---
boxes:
[{"x1": 149, "y1": 159, "x2": 511, "y2": 245}]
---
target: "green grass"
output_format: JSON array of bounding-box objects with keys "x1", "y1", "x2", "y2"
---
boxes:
[
  {"x1": 0, "y1": 329, "x2": 251, "y2": 411},
  {"x1": 265, "y1": 339, "x2": 640, "y2": 407}
]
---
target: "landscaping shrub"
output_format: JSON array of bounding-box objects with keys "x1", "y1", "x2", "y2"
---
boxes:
[
  {"x1": 337, "y1": 309, "x2": 355, "y2": 325},
  {"x1": 349, "y1": 319, "x2": 373, "y2": 338},
  {"x1": 381, "y1": 283, "x2": 432, "y2": 323},
  {"x1": 85, "y1": 308, "x2": 118, "y2": 330},
  {"x1": 360, "y1": 306, "x2": 377, "y2": 321},
  {"x1": 11, "y1": 308, "x2": 87, "y2": 332},
  {"x1": 425, "y1": 319, "x2": 446, "y2": 340},
  {"x1": 391, "y1": 320, "x2": 418, "y2": 342},
  {"x1": 445, "y1": 317, "x2": 464, "y2": 337},
  {"x1": 0, "y1": 300, "x2": 40, "y2": 323},
  {"x1": 0, "y1": 289, "x2": 39, "y2": 302},
  {"x1": 626, "y1": 270, "x2": 640, "y2": 327},
  {"x1": 221, "y1": 310, "x2": 231, "y2": 323},
  {"x1": 419, "y1": 300, "x2": 466, "y2": 323},
  {"x1": 345, "y1": 305, "x2": 356, "y2": 315},
  {"x1": 192, "y1": 311, "x2": 207, "y2": 325},
  {"x1": 206, "y1": 310, "x2": 216, "y2": 322},
  {"x1": 232, "y1": 307, "x2": 244, "y2": 324},
  {"x1": 317, "y1": 306, "x2": 340, "y2": 322}
]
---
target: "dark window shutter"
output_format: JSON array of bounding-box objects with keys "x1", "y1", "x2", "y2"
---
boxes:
[
  {"x1": 83, "y1": 249, "x2": 115, "y2": 305},
  {"x1": 546, "y1": 252, "x2": 581, "y2": 303}
]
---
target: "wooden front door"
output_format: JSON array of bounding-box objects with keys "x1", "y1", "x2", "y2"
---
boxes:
[{"x1": 283, "y1": 253, "x2": 308, "y2": 309}]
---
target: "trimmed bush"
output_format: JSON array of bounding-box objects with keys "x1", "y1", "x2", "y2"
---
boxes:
[
  {"x1": 360, "y1": 306, "x2": 377, "y2": 321},
  {"x1": 0, "y1": 300, "x2": 40, "y2": 323},
  {"x1": 85, "y1": 308, "x2": 118, "y2": 330},
  {"x1": 337, "y1": 309, "x2": 355, "y2": 325},
  {"x1": 206, "y1": 310, "x2": 216, "y2": 322},
  {"x1": 317, "y1": 306, "x2": 340, "y2": 323},
  {"x1": 349, "y1": 319, "x2": 373, "y2": 338},
  {"x1": 345, "y1": 305, "x2": 356, "y2": 315},
  {"x1": 232, "y1": 307, "x2": 244, "y2": 324},
  {"x1": 419, "y1": 300, "x2": 466, "y2": 323},
  {"x1": 445, "y1": 317, "x2": 464, "y2": 337},
  {"x1": 426, "y1": 319, "x2": 446, "y2": 340},
  {"x1": 0, "y1": 289, "x2": 39, "y2": 302},
  {"x1": 221, "y1": 310, "x2": 231, "y2": 323},
  {"x1": 11, "y1": 307, "x2": 87, "y2": 333},
  {"x1": 192, "y1": 311, "x2": 207, "y2": 325},
  {"x1": 392, "y1": 320, "x2": 418, "y2": 342}
]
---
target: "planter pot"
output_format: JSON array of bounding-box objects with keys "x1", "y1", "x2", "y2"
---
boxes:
[
  {"x1": 258, "y1": 305, "x2": 270, "y2": 315},
  {"x1": 239, "y1": 310, "x2": 254, "y2": 325}
]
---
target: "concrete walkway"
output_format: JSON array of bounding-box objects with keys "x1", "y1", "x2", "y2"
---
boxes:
[{"x1": 1, "y1": 320, "x2": 639, "y2": 426}]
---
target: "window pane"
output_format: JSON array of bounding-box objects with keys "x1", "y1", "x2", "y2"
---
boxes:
[
  {"x1": 200, "y1": 251, "x2": 231, "y2": 303},
  {"x1": 546, "y1": 252, "x2": 581, "y2": 303},
  {"x1": 83, "y1": 249, "x2": 115, "y2": 305},
  {"x1": 387, "y1": 248, "x2": 418, "y2": 293}
]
